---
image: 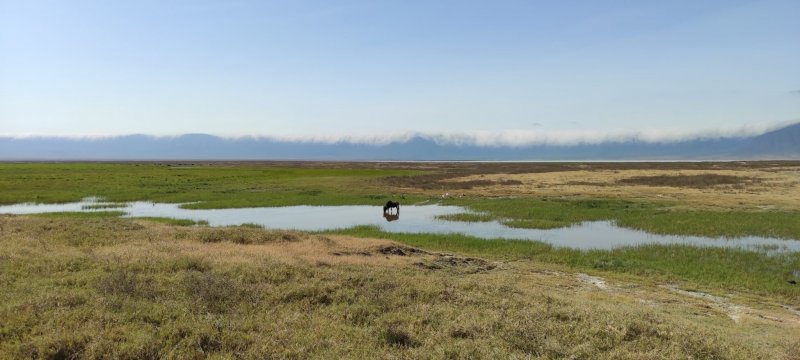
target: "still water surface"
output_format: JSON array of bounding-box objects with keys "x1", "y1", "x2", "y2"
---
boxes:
[{"x1": 1, "y1": 199, "x2": 798, "y2": 252}]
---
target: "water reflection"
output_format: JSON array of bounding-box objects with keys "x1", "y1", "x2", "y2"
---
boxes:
[
  {"x1": 1, "y1": 198, "x2": 799, "y2": 252},
  {"x1": 383, "y1": 213, "x2": 400, "y2": 222}
]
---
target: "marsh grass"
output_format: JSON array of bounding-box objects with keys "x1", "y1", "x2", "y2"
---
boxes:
[
  {"x1": 238, "y1": 222, "x2": 264, "y2": 228},
  {"x1": 133, "y1": 217, "x2": 209, "y2": 226},
  {"x1": 0, "y1": 163, "x2": 422, "y2": 208},
  {"x1": 198, "y1": 226, "x2": 308, "y2": 244},
  {"x1": 434, "y1": 212, "x2": 495, "y2": 222},
  {"x1": 326, "y1": 225, "x2": 800, "y2": 299},
  {"x1": 4, "y1": 163, "x2": 799, "y2": 239},
  {"x1": 446, "y1": 198, "x2": 659, "y2": 229},
  {"x1": 3, "y1": 162, "x2": 800, "y2": 358},
  {"x1": 80, "y1": 203, "x2": 128, "y2": 210},
  {"x1": 1, "y1": 215, "x2": 794, "y2": 359},
  {"x1": 32, "y1": 211, "x2": 127, "y2": 219},
  {"x1": 446, "y1": 198, "x2": 800, "y2": 239}
]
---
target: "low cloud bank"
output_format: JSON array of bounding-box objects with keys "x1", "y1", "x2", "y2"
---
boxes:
[
  {"x1": 2, "y1": 121, "x2": 796, "y2": 147},
  {"x1": 232, "y1": 121, "x2": 795, "y2": 147}
]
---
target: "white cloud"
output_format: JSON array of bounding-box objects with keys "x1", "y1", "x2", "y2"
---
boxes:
[
  {"x1": 236, "y1": 121, "x2": 793, "y2": 147},
  {"x1": 2, "y1": 121, "x2": 796, "y2": 147}
]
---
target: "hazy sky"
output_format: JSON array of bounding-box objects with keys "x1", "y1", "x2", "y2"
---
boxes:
[{"x1": 1, "y1": 0, "x2": 799, "y2": 140}]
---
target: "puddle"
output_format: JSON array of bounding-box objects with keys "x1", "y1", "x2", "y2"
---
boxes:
[{"x1": 1, "y1": 198, "x2": 800, "y2": 252}]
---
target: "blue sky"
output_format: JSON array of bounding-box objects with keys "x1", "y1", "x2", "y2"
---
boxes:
[{"x1": 1, "y1": 0, "x2": 799, "y2": 142}]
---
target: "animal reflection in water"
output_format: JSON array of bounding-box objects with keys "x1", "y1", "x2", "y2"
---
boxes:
[{"x1": 383, "y1": 201, "x2": 400, "y2": 222}]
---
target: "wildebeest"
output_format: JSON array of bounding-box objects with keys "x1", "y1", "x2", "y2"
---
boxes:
[{"x1": 383, "y1": 201, "x2": 400, "y2": 215}]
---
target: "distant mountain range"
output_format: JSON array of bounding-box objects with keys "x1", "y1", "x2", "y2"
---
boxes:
[{"x1": 2, "y1": 123, "x2": 799, "y2": 161}]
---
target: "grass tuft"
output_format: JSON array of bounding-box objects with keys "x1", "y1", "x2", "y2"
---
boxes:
[
  {"x1": 199, "y1": 227, "x2": 306, "y2": 244},
  {"x1": 81, "y1": 203, "x2": 128, "y2": 210},
  {"x1": 133, "y1": 217, "x2": 208, "y2": 226},
  {"x1": 182, "y1": 271, "x2": 237, "y2": 313},
  {"x1": 33, "y1": 211, "x2": 126, "y2": 219},
  {"x1": 381, "y1": 325, "x2": 418, "y2": 348},
  {"x1": 435, "y1": 213, "x2": 494, "y2": 222},
  {"x1": 96, "y1": 268, "x2": 139, "y2": 296}
]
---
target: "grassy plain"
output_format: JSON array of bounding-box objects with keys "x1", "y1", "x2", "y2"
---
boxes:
[
  {"x1": 1, "y1": 161, "x2": 800, "y2": 358},
  {"x1": 0, "y1": 162, "x2": 423, "y2": 208},
  {"x1": 441, "y1": 198, "x2": 800, "y2": 239},
  {"x1": 1, "y1": 216, "x2": 799, "y2": 359},
  {"x1": 3, "y1": 162, "x2": 799, "y2": 239},
  {"x1": 441, "y1": 165, "x2": 800, "y2": 211},
  {"x1": 328, "y1": 225, "x2": 800, "y2": 300}
]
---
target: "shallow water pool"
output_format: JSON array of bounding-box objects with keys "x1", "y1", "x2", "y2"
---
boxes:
[{"x1": 1, "y1": 199, "x2": 798, "y2": 252}]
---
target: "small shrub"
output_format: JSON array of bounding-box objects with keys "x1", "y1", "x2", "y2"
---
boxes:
[
  {"x1": 343, "y1": 305, "x2": 375, "y2": 326},
  {"x1": 280, "y1": 285, "x2": 333, "y2": 305},
  {"x1": 381, "y1": 325, "x2": 417, "y2": 347},
  {"x1": 199, "y1": 229, "x2": 226, "y2": 243},
  {"x1": 197, "y1": 333, "x2": 222, "y2": 353},
  {"x1": 592, "y1": 256, "x2": 625, "y2": 271},
  {"x1": 183, "y1": 271, "x2": 237, "y2": 312},
  {"x1": 96, "y1": 269, "x2": 138, "y2": 296},
  {"x1": 169, "y1": 256, "x2": 211, "y2": 272},
  {"x1": 198, "y1": 227, "x2": 305, "y2": 244},
  {"x1": 42, "y1": 336, "x2": 88, "y2": 360},
  {"x1": 449, "y1": 326, "x2": 474, "y2": 339}
]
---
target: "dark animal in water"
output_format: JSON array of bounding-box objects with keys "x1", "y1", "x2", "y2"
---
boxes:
[{"x1": 383, "y1": 201, "x2": 400, "y2": 215}]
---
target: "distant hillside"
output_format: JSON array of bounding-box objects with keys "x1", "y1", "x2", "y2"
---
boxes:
[
  {"x1": 736, "y1": 122, "x2": 800, "y2": 158},
  {"x1": 2, "y1": 123, "x2": 799, "y2": 161}
]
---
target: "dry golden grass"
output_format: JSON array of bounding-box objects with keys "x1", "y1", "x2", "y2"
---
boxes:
[
  {"x1": 2, "y1": 215, "x2": 799, "y2": 358},
  {"x1": 93, "y1": 220, "x2": 426, "y2": 268},
  {"x1": 444, "y1": 166, "x2": 800, "y2": 211}
]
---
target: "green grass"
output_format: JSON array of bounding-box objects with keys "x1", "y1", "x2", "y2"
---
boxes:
[
  {"x1": 612, "y1": 211, "x2": 800, "y2": 239},
  {"x1": 238, "y1": 222, "x2": 265, "y2": 229},
  {"x1": 0, "y1": 163, "x2": 424, "y2": 208},
  {"x1": 132, "y1": 217, "x2": 209, "y2": 226},
  {"x1": 3, "y1": 163, "x2": 800, "y2": 358},
  {"x1": 325, "y1": 226, "x2": 800, "y2": 299},
  {"x1": 434, "y1": 212, "x2": 495, "y2": 222},
  {"x1": 4, "y1": 164, "x2": 800, "y2": 296},
  {"x1": 80, "y1": 203, "x2": 128, "y2": 210},
  {"x1": 3, "y1": 163, "x2": 799, "y2": 239},
  {"x1": 445, "y1": 198, "x2": 800, "y2": 239},
  {"x1": 32, "y1": 211, "x2": 127, "y2": 219}
]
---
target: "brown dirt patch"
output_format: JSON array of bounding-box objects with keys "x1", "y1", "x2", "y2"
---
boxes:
[
  {"x1": 378, "y1": 161, "x2": 800, "y2": 192},
  {"x1": 617, "y1": 174, "x2": 761, "y2": 188},
  {"x1": 415, "y1": 254, "x2": 497, "y2": 273}
]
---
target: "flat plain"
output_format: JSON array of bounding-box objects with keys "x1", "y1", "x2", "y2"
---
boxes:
[{"x1": 1, "y1": 161, "x2": 799, "y2": 359}]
